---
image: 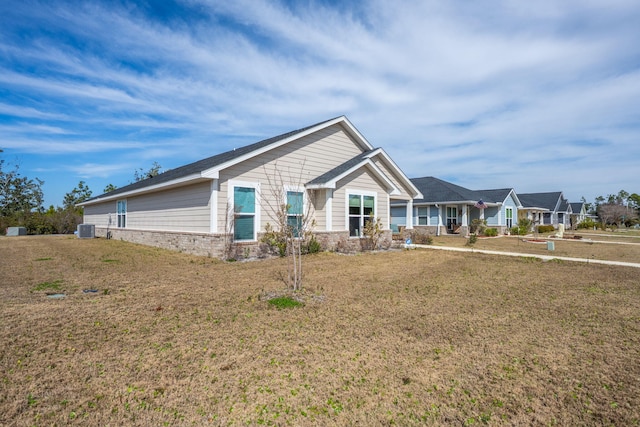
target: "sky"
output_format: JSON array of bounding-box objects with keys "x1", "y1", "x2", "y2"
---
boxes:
[{"x1": 1, "y1": 0, "x2": 639, "y2": 208}]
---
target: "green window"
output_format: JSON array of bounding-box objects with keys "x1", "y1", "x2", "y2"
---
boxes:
[
  {"x1": 116, "y1": 200, "x2": 127, "y2": 228},
  {"x1": 234, "y1": 186, "x2": 255, "y2": 241},
  {"x1": 286, "y1": 191, "x2": 304, "y2": 237},
  {"x1": 349, "y1": 194, "x2": 375, "y2": 237},
  {"x1": 506, "y1": 207, "x2": 513, "y2": 228}
]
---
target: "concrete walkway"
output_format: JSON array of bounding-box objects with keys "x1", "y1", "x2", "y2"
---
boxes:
[{"x1": 411, "y1": 244, "x2": 640, "y2": 269}]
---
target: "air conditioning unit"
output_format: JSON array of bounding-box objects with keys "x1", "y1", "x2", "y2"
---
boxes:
[{"x1": 77, "y1": 224, "x2": 95, "y2": 239}]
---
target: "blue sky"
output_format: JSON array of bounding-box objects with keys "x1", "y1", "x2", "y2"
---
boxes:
[{"x1": 1, "y1": 0, "x2": 639, "y2": 208}]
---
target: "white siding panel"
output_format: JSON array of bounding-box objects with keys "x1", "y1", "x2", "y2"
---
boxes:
[
  {"x1": 127, "y1": 182, "x2": 212, "y2": 232},
  {"x1": 217, "y1": 124, "x2": 365, "y2": 232},
  {"x1": 332, "y1": 168, "x2": 390, "y2": 230}
]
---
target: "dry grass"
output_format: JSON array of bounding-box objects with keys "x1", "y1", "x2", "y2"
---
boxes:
[
  {"x1": 1, "y1": 235, "x2": 639, "y2": 426},
  {"x1": 430, "y1": 233, "x2": 640, "y2": 263}
]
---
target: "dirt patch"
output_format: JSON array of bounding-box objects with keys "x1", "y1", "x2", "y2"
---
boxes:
[{"x1": 1, "y1": 236, "x2": 639, "y2": 425}]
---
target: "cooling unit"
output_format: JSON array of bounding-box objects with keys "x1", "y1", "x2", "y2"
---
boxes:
[{"x1": 77, "y1": 224, "x2": 95, "y2": 239}]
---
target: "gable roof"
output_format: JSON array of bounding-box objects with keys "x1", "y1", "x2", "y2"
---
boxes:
[
  {"x1": 411, "y1": 176, "x2": 478, "y2": 204},
  {"x1": 410, "y1": 177, "x2": 517, "y2": 206},
  {"x1": 570, "y1": 202, "x2": 585, "y2": 213},
  {"x1": 518, "y1": 192, "x2": 563, "y2": 211},
  {"x1": 80, "y1": 116, "x2": 420, "y2": 206}
]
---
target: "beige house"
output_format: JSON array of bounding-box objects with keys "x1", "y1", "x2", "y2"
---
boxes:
[{"x1": 80, "y1": 116, "x2": 422, "y2": 258}]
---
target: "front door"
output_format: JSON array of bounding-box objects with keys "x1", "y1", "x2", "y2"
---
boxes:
[{"x1": 446, "y1": 206, "x2": 457, "y2": 230}]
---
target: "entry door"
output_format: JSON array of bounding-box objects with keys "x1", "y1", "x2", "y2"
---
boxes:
[{"x1": 446, "y1": 206, "x2": 457, "y2": 230}]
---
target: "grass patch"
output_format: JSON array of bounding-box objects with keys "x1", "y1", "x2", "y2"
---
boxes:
[
  {"x1": 267, "y1": 296, "x2": 303, "y2": 309},
  {"x1": 32, "y1": 279, "x2": 63, "y2": 292},
  {"x1": 34, "y1": 257, "x2": 52, "y2": 261},
  {"x1": 2, "y1": 236, "x2": 639, "y2": 426}
]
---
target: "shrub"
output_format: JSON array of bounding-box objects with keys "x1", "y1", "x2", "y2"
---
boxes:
[
  {"x1": 409, "y1": 230, "x2": 433, "y2": 245},
  {"x1": 484, "y1": 228, "x2": 498, "y2": 237},
  {"x1": 513, "y1": 218, "x2": 533, "y2": 235},
  {"x1": 466, "y1": 234, "x2": 478, "y2": 246},
  {"x1": 576, "y1": 218, "x2": 599, "y2": 230},
  {"x1": 470, "y1": 219, "x2": 487, "y2": 235},
  {"x1": 305, "y1": 236, "x2": 322, "y2": 254},
  {"x1": 537, "y1": 225, "x2": 555, "y2": 233}
]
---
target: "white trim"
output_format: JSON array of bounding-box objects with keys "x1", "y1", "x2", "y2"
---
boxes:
[
  {"x1": 228, "y1": 180, "x2": 261, "y2": 241},
  {"x1": 325, "y1": 189, "x2": 333, "y2": 231},
  {"x1": 345, "y1": 189, "x2": 377, "y2": 237},
  {"x1": 364, "y1": 148, "x2": 423, "y2": 199},
  {"x1": 210, "y1": 179, "x2": 218, "y2": 233},
  {"x1": 306, "y1": 157, "x2": 400, "y2": 195},
  {"x1": 203, "y1": 116, "x2": 374, "y2": 180}
]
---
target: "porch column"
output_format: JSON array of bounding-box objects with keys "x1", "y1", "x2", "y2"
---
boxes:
[
  {"x1": 462, "y1": 205, "x2": 468, "y2": 226},
  {"x1": 406, "y1": 199, "x2": 414, "y2": 229},
  {"x1": 325, "y1": 189, "x2": 333, "y2": 231}
]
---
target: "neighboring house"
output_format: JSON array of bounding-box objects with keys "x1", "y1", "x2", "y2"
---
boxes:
[
  {"x1": 390, "y1": 176, "x2": 520, "y2": 236},
  {"x1": 79, "y1": 116, "x2": 422, "y2": 258},
  {"x1": 569, "y1": 202, "x2": 587, "y2": 228},
  {"x1": 518, "y1": 192, "x2": 571, "y2": 229}
]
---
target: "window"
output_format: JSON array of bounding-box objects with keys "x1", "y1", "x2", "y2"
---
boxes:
[
  {"x1": 348, "y1": 193, "x2": 375, "y2": 237},
  {"x1": 286, "y1": 190, "x2": 304, "y2": 237},
  {"x1": 233, "y1": 186, "x2": 256, "y2": 241},
  {"x1": 116, "y1": 200, "x2": 127, "y2": 228},
  {"x1": 506, "y1": 207, "x2": 513, "y2": 228},
  {"x1": 417, "y1": 206, "x2": 428, "y2": 225}
]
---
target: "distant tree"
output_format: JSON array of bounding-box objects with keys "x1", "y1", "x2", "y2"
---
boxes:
[
  {"x1": 580, "y1": 196, "x2": 594, "y2": 215},
  {"x1": 133, "y1": 161, "x2": 163, "y2": 183},
  {"x1": 629, "y1": 193, "x2": 640, "y2": 211},
  {"x1": 103, "y1": 183, "x2": 118, "y2": 193},
  {"x1": 0, "y1": 151, "x2": 44, "y2": 231},
  {"x1": 597, "y1": 203, "x2": 637, "y2": 227},
  {"x1": 63, "y1": 181, "x2": 92, "y2": 211}
]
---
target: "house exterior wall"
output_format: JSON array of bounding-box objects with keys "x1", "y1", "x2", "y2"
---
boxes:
[
  {"x1": 83, "y1": 181, "x2": 212, "y2": 233},
  {"x1": 217, "y1": 124, "x2": 364, "y2": 233},
  {"x1": 332, "y1": 167, "x2": 390, "y2": 231}
]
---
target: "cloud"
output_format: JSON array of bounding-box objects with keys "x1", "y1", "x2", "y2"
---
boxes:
[{"x1": 0, "y1": 0, "x2": 638, "y2": 207}]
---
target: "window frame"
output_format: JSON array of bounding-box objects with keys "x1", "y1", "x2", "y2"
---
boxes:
[
  {"x1": 506, "y1": 207, "x2": 513, "y2": 228},
  {"x1": 116, "y1": 199, "x2": 127, "y2": 228},
  {"x1": 417, "y1": 206, "x2": 428, "y2": 226},
  {"x1": 346, "y1": 190, "x2": 377, "y2": 238},
  {"x1": 229, "y1": 180, "x2": 260, "y2": 242},
  {"x1": 284, "y1": 186, "x2": 305, "y2": 238}
]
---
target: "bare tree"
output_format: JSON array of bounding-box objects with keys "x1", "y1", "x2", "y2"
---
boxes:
[
  {"x1": 598, "y1": 203, "x2": 637, "y2": 226},
  {"x1": 261, "y1": 161, "x2": 315, "y2": 291}
]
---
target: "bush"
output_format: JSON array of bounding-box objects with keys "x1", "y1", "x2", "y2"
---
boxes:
[
  {"x1": 484, "y1": 228, "x2": 498, "y2": 237},
  {"x1": 512, "y1": 218, "x2": 533, "y2": 235},
  {"x1": 576, "y1": 218, "x2": 599, "y2": 230},
  {"x1": 466, "y1": 234, "x2": 478, "y2": 246},
  {"x1": 537, "y1": 225, "x2": 555, "y2": 233},
  {"x1": 409, "y1": 230, "x2": 433, "y2": 245},
  {"x1": 304, "y1": 236, "x2": 322, "y2": 254},
  {"x1": 469, "y1": 219, "x2": 487, "y2": 235}
]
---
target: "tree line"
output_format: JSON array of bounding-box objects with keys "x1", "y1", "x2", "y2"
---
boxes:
[{"x1": 0, "y1": 150, "x2": 162, "y2": 235}]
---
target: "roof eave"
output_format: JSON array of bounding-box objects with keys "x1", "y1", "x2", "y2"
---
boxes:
[{"x1": 78, "y1": 173, "x2": 208, "y2": 206}]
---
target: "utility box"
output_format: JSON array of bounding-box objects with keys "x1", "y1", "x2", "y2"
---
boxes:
[
  {"x1": 77, "y1": 224, "x2": 95, "y2": 239},
  {"x1": 547, "y1": 241, "x2": 555, "y2": 251},
  {"x1": 6, "y1": 227, "x2": 27, "y2": 236}
]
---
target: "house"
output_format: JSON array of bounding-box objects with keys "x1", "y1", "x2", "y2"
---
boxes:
[
  {"x1": 518, "y1": 192, "x2": 572, "y2": 229},
  {"x1": 569, "y1": 202, "x2": 587, "y2": 228},
  {"x1": 390, "y1": 176, "x2": 521, "y2": 236},
  {"x1": 79, "y1": 116, "x2": 422, "y2": 258}
]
